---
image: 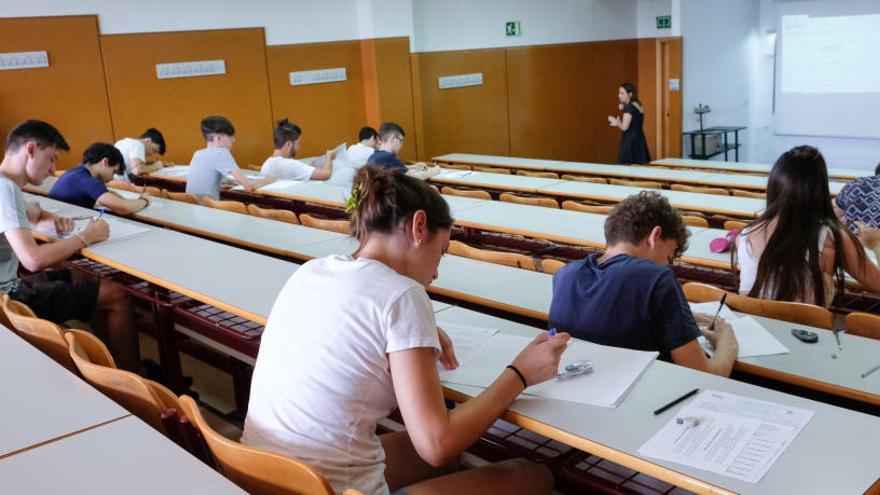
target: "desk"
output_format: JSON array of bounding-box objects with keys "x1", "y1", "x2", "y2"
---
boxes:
[
  {"x1": 0, "y1": 416, "x2": 245, "y2": 494},
  {"x1": 0, "y1": 326, "x2": 129, "y2": 459},
  {"x1": 652, "y1": 157, "x2": 869, "y2": 181},
  {"x1": 438, "y1": 306, "x2": 880, "y2": 495}
]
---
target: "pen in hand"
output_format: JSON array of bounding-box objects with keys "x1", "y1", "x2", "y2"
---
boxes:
[{"x1": 708, "y1": 294, "x2": 728, "y2": 330}]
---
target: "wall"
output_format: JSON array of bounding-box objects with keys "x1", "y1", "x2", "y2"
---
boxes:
[{"x1": 636, "y1": 0, "x2": 675, "y2": 38}]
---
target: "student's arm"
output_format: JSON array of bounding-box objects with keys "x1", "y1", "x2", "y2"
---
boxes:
[
  {"x1": 130, "y1": 158, "x2": 164, "y2": 176},
  {"x1": 842, "y1": 227, "x2": 880, "y2": 292},
  {"x1": 230, "y1": 169, "x2": 276, "y2": 192},
  {"x1": 671, "y1": 318, "x2": 738, "y2": 377},
  {"x1": 390, "y1": 332, "x2": 569, "y2": 467},
  {"x1": 309, "y1": 150, "x2": 334, "y2": 181},
  {"x1": 95, "y1": 191, "x2": 149, "y2": 216},
  {"x1": 25, "y1": 201, "x2": 73, "y2": 235},
  {"x1": 5, "y1": 220, "x2": 109, "y2": 272}
]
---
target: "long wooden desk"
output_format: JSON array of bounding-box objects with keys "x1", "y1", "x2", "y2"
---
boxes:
[
  {"x1": 652, "y1": 157, "x2": 869, "y2": 181},
  {"x1": 432, "y1": 153, "x2": 845, "y2": 195}
]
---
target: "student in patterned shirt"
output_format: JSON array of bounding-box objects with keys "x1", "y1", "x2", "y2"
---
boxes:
[{"x1": 835, "y1": 162, "x2": 880, "y2": 233}]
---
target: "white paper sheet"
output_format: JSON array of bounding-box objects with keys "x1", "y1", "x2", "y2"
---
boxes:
[
  {"x1": 440, "y1": 332, "x2": 657, "y2": 408},
  {"x1": 438, "y1": 170, "x2": 473, "y2": 179},
  {"x1": 638, "y1": 389, "x2": 814, "y2": 483},
  {"x1": 689, "y1": 301, "x2": 739, "y2": 322},
  {"x1": 154, "y1": 165, "x2": 189, "y2": 178},
  {"x1": 229, "y1": 179, "x2": 304, "y2": 192},
  {"x1": 697, "y1": 314, "x2": 790, "y2": 359},
  {"x1": 36, "y1": 217, "x2": 152, "y2": 244},
  {"x1": 436, "y1": 321, "x2": 498, "y2": 361}
]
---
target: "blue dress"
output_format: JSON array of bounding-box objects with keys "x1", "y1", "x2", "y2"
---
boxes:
[{"x1": 617, "y1": 103, "x2": 651, "y2": 164}]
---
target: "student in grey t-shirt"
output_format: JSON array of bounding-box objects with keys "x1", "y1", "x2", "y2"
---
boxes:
[{"x1": 185, "y1": 116, "x2": 275, "y2": 201}]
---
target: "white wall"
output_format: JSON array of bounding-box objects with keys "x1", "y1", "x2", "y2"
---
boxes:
[
  {"x1": 0, "y1": 0, "x2": 413, "y2": 46},
  {"x1": 410, "y1": 0, "x2": 637, "y2": 52},
  {"x1": 636, "y1": 0, "x2": 676, "y2": 38}
]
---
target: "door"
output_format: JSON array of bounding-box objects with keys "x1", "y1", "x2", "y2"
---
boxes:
[{"x1": 659, "y1": 38, "x2": 682, "y2": 158}]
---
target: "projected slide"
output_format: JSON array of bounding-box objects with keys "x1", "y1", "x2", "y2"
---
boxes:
[{"x1": 781, "y1": 14, "x2": 880, "y2": 94}]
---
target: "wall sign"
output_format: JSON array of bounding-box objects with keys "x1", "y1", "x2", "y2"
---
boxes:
[
  {"x1": 156, "y1": 60, "x2": 226, "y2": 79},
  {"x1": 0, "y1": 51, "x2": 49, "y2": 71}
]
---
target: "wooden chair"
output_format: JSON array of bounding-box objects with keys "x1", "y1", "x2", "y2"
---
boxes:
[
  {"x1": 65, "y1": 330, "x2": 180, "y2": 435},
  {"x1": 499, "y1": 192, "x2": 559, "y2": 209},
  {"x1": 561, "y1": 175, "x2": 607, "y2": 184},
  {"x1": 732, "y1": 189, "x2": 766, "y2": 199},
  {"x1": 682, "y1": 215, "x2": 709, "y2": 228},
  {"x1": 608, "y1": 179, "x2": 663, "y2": 189},
  {"x1": 163, "y1": 190, "x2": 200, "y2": 205},
  {"x1": 203, "y1": 197, "x2": 248, "y2": 215},
  {"x1": 682, "y1": 282, "x2": 728, "y2": 303},
  {"x1": 144, "y1": 186, "x2": 163, "y2": 196},
  {"x1": 440, "y1": 186, "x2": 491, "y2": 201},
  {"x1": 247, "y1": 204, "x2": 300, "y2": 225},
  {"x1": 844, "y1": 312, "x2": 880, "y2": 340},
  {"x1": 724, "y1": 220, "x2": 748, "y2": 231},
  {"x1": 540, "y1": 259, "x2": 566, "y2": 275},
  {"x1": 516, "y1": 170, "x2": 559, "y2": 179},
  {"x1": 178, "y1": 395, "x2": 362, "y2": 495},
  {"x1": 472, "y1": 166, "x2": 510, "y2": 175},
  {"x1": 561, "y1": 201, "x2": 613, "y2": 215},
  {"x1": 428, "y1": 184, "x2": 440, "y2": 193},
  {"x1": 670, "y1": 184, "x2": 729, "y2": 196},
  {"x1": 106, "y1": 180, "x2": 140, "y2": 192},
  {"x1": 300, "y1": 214, "x2": 350, "y2": 235},
  {"x1": 241, "y1": 163, "x2": 262, "y2": 171},
  {"x1": 441, "y1": 164, "x2": 471, "y2": 171},
  {"x1": 448, "y1": 240, "x2": 536, "y2": 271},
  {"x1": 3, "y1": 297, "x2": 77, "y2": 373}
]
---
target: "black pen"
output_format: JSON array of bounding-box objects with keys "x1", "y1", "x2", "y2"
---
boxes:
[
  {"x1": 833, "y1": 329, "x2": 842, "y2": 350},
  {"x1": 654, "y1": 388, "x2": 700, "y2": 416},
  {"x1": 709, "y1": 294, "x2": 728, "y2": 330}
]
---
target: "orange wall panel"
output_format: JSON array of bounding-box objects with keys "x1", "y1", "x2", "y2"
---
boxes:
[
  {"x1": 368, "y1": 38, "x2": 418, "y2": 161},
  {"x1": 100, "y1": 28, "x2": 273, "y2": 168},
  {"x1": 591, "y1": 40, "x2": 639, "y2": 163},
  {"x1": 0, "y1": 15, "x2": 113, "y2": 169}
]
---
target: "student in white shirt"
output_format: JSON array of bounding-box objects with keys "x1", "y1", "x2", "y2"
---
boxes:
[
  {"x1": 346, "y1": 126, "x2": 379, "y2": 166},
  {"x1": 243, "y1": 165, "x2": 567, "y2": 495},
  {"x1": 186, "y1": 116, "x2": 275, "y2": 201},
  {"x1": 260, "y1": 119, "x2": 332, "y2": 181},
  {"x1": 113, "y1": 128, "x2": 168, "y2": 181}
]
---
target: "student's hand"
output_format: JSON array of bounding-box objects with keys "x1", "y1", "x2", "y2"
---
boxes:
[
  {"x1": 54, "y1": 217, "x2": 75, "y2": 235},
  {"x1": 326, "y1": 149, "x2": 337, "y2": 160},
  {"x1": 436, "y1": 327, "x2": 459, "y2": 370},
  {"x1": 692, "y1": 312, "x2": 715, "y2": 327},
  {"x1": 263, "y1": 174, "x2": 276, "y2": 185},
  {"x1": 510, "y1": 331, "x2": 570, "y2": 386},
  {"x1": 858, "y1": 224, "x2": 880, "y2": 250},
  {"x1": 83, "y1": 219, "x2": 110, "y2": 244},
  {"x1": 702, "y1": 319, "x2": 737, "y2": 348}
]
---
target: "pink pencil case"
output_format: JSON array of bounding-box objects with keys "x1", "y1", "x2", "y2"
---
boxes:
[{"x1": 710, "y1": 229, "x2": 739, "y2": 253}]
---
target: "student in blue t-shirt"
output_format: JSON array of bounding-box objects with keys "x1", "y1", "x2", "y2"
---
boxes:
[
  {"x1": 49, "y1": 142, "x2": 150, "y2": 215},
  {"x1": 367, "y1": 122, "x2": 439, "y2": 180},
  {"x1": 549, "y1": 192, "x2": 739, "y2": 376}
]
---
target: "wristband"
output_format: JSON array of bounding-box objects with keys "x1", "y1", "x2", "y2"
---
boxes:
[
  {"x1": 73, "y1": 232, "x2": 89, "y2": 247},
  {"x1": 505, "y1": 365, "x2": 528, "y2": 389}
]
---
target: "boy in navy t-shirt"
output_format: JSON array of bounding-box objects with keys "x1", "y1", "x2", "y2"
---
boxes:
[
  {"x1": 49, "y1": 142, "x2": 150, "y2": 215},
  {"x1": 367, "y1": 122, "x2": 439, "y2": 180},
  {"x1": 549, "y1": 192, "x2": 739, "y2": 376}
]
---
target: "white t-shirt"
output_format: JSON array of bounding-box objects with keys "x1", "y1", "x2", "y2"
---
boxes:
[
  {"x1": 346, "y1": 142, "x2": 376, "y2": 167},
  {"x1": 113, "y1": 137, "x2": 146, "y2": 182},
  {"x1": 260, "y1": 156, "x2": 315, "y2": 180},
  {"x1": 242, "y1": 255, "x2": 440, "y2": 495}
]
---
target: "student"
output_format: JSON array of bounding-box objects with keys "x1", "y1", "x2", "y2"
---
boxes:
[
  {"x1": 186, "y1": 116, "x2": 275, "y2": 201},
  {"x1": 347, "y1": 126, "x2": 379, "y2": 166},
  {"x1": 834, "y1": 162, "x2": 880, "y2": 232},
  {"x1": 260, "y1": 118, "x2": 332, "y2": 181},
  {"x1": 736, "y1": 146, "x2": 880, "y2": 307},
  {"x1": 367, "y1": 122, "x2": 439, "y2": 180},
  {"x1": 243, "y1": 166, "x2": 565, "y2": 495},
  {"x1": 0, "y1": 120, "x2": 141, "y2": 371},
  {"x1": 549, "y1": 191, "x2": 739, "y2": 377},
  {"x1": 114, "y1": 128, "x2": 168, "y2": 181},
  {"x1": 49, "y1": 142, "x2": 150, "y2": 215}
]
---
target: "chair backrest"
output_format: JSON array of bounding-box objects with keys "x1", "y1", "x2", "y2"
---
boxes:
[
  {"x1": 723, "y1": 220, "x2": 748, "y2": 231},
  {"x1": 300, "y1": 214, "x2": 351, "y2": 235},
  {"x1": 670, "y1": 184, "x2": 729, "y2": 196},
  {"x1": 441, "y1": 164, "x2": 471, "y2": 171},
  {"x1": 163, "y1": 191, "x2": 201, "y2": 205},
  {"x1": 241, "y1": 163, "x2": 262, "y2": 171},
  {"x1": 516, "y1": 170, "x2": 559, "y2": 179},
  {"x1": 682, "y1": 282, "x2": 728, "y2": 303},
  {"x1": 472, "y1": 166, "x2": 511, "y2": 175},
  {"x1": 247, "y1": 204, "x2": 300, "y2": 225},
  {"x1": 682, "y1": 215, "x2": 709, "y2": 228},
  {"x1": 440, "y1": 186, "x2": 491, "y2": 201},
  {"x1": 106, "y1": 180, "x2": 140, "y2": 192},
  {"x1": 3, "y1": 297, "x2": 78, "y2": 373},
  {"x1": 448, "y1": 240, "x2": 536, "y2": 271},
  {"x1": 499, "y1": 192, "x2": 559, "y2": 209},
  {"x1": 608, "y1": 179, "x2": 663, "y2": 189},
  {"x1": 561, "y1": 174, "x2": 607, "y2": 184},
  {"x1": 845, "y1": 312, "x2": 880, "y2": 340},
  {"x1": 203, "y1": 197, "x2": 248, "y2": 215},
  {"x1": 65, "y1": 331, "x2": 179, "y2": 434},
  {"x1": 561, "y1": 201, "x2": 613, "y2": 214},
  {"x1": 540, "y1": 259, "x2": 566, "y2": 274},
  {"x1": 178, "y1": 395, "x2": 339, "y2": 495},
  {"x1": 144, "y1": 186, "x2": 163, "y2": 196},
  {"x1": 732, "y1": 189, "x2": 766, "y2": 199}
]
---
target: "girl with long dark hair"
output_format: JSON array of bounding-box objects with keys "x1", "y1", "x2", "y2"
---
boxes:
[{"x1": 608, "y1": 83, "x2": 651, "y2": 164}]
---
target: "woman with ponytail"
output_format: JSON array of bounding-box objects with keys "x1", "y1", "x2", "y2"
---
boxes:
[
  {"x1": 608, "y1": 82, "x2": 651, "y2": 164},
  {"x1": 243, "y1": 166, "x2": 567, "y2": 495}
]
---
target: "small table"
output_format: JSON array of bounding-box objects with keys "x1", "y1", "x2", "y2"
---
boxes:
[{"x1": 683, "y1": 126, "x2": 746, "y2": 161}]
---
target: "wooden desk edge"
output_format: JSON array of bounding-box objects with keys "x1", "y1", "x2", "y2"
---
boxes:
[{"x1": 734, "y1": 361, "x2": 880, "y2": 407}]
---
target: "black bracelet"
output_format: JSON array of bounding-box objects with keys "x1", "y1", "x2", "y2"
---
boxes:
[{"x1": 505, "y1": 365, "x2": 528, "y2": 389}]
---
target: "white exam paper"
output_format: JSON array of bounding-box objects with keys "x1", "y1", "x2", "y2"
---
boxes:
[
  {"x1": 690, "y1": 301, "x2": 791, "y2": 358},
  {"x1": 436, "y1": 321, "x2": 498, "y2": 361},
  {"x1": 36, "y1": 217, "x2": 152, "y2": 244}
]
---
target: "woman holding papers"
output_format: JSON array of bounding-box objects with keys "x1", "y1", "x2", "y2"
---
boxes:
[
  {"x1": 608, "y1": 83, "x2": 651, "y2": 164},
  {"x1": 735, "y1": 146, "x2": 880, "y2": 307},
  {"x1": 243, "y1": 166, "x2": 568, "y2": 495}
]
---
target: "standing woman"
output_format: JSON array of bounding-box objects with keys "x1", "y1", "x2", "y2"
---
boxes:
[
  {"x1": 243, "y1": 165, "x2": 568, "y2": 495},
  {"x1": 608, "y1": 83, "x2": 651, "y2": 164}
]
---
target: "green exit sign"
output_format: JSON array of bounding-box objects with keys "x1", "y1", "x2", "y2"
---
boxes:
[
  {"x1": 656, "y1": 15, "x2": 671, "y2": 29},
  {"x1": 506, "y1": 21, "x2": 521, "y2": 37}
]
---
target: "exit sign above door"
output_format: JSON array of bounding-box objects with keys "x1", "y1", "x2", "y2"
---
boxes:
[
  {"x1": 656, "y1": 16, "x2": 671, "y2": 29},
  {"x1": 506, "y1": 21, "x2": 521, "y2": 37}
]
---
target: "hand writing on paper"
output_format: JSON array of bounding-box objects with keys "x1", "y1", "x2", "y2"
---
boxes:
[
  {"x1": 83, "y1": 219, "x2": 110, "y2": 244},
  {"x1": 511, "y1": 331, "x2": 570, "y2": 386},
  {"x1": 54, "y1": 217, "x2": 75, "y2": 235},
  {"x1": 437, "y1": 326, "x2": 459, "y2": 370}
]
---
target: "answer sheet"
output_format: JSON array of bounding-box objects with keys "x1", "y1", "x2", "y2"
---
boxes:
[
  {"x1": 36, "y1": 217, "x2": 152, "y2": 244},
  {"x1": 689, "y1": 303, "x2": 790, "y2": 358},
  {"x1": 638, "y1": 390, "x2": 814, "y2": 483}
]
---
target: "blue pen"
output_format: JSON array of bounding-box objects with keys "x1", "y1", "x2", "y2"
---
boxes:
[
  {"x1": 549, "y1": 328, "x2": 556, "y2": 337},
  {"x1": 97, "y1": 207, "x2": 106, "y2": 219}
]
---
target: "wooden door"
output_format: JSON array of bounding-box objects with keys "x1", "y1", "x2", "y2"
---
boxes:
[{"x1": 659, "y1": 38, "x2": 683, "y2": 158}]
